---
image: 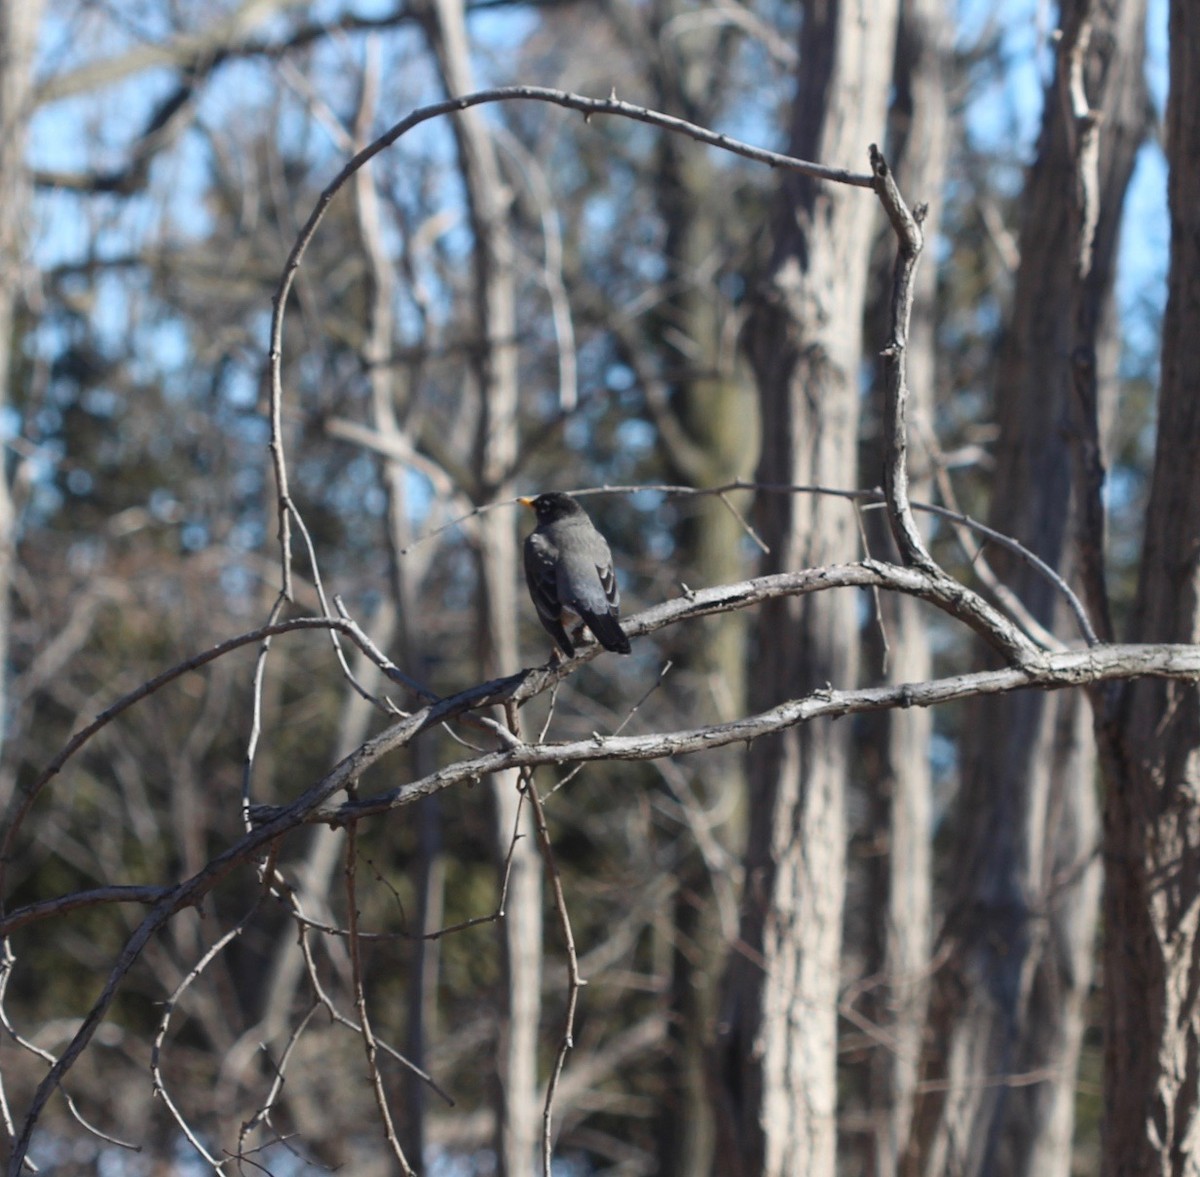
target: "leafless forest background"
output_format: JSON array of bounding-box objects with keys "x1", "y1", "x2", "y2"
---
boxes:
[{"x1": 2, "y1": 1, "x2": 1198, "y2": 1175}]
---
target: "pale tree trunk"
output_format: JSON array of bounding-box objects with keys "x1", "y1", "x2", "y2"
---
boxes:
[
  {"x1": 858, "y1": 1, "x2": 948, "y2": 1172},
  {"x1": 352, "y1": 86, "x2": 444, "y2": 1163},
  {"x1": 654, "y1": 155, "x2": 756, "y2": 1177},
  {"x1": 421, "y1": 4, "x2": 542, "y2": 1174},
  {"x1": 635, "y1": 12, "x2": 758, "y2": 1172},
  {"x1": 910, "y1": 1, "x2": 1147, "y2": 1174},
  {"x1": 1100, "y1": 1, "x2": 1200, "y2": 1171},
  {"x1": 654, "y1": 146, "x2": 756, "y2": 1177},
  {"x1": 0, "y1": 0, "x2": 41, "y2": 771},
  {"x1": 715, "y1": 3, "x2": 899, "y2": 1174}
]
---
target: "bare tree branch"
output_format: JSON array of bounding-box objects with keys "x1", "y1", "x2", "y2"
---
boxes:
[
  {"x1": 0, "y1": 885, "x2": 168, "y2": 937},
  {"x1": 505, "y1": 701, "x2": 584, "y2": 1177},
  {"x1": 293, "y1": 645, "x2": 1200, "y2": 832},
  {"x1": 265, "y1": 85, "x2": 875, "y2": 604}
]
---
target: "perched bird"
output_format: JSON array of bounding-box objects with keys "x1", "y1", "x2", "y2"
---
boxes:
[{"x1": 519, "y1": 493, "x2": 632, "y2": 657}]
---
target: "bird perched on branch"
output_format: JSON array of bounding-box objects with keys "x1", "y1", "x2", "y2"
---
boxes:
[{"x1": 519, "y1": 493, "x2": 632, "y2": 657}]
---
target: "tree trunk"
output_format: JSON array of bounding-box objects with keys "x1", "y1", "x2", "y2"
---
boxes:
[
  {"x1": 423, "y1": 3, "x2": 543, "y2": 1172},
  {"x1": 857, "y1": 1, "x2": 948, "y2": 1171},
  {"x1": 911, "y1": 1, "x2": 1147, "y2": 1173},
  {"x1": 354, "y1": 103, "x2": 443, "y2": 1164},
  {"x1": 648, "y1": 53, "x2": 758, "y2": 1177},
  {"x1": 1100, "y1": 1, "x2": 1200, "y2": 1171},
  {"x1": 0, "y1": 0, "x2": 41, "y2": 774},
  {"x1": 716, "y1": 2, "x2": 899, "y2": 1174}
]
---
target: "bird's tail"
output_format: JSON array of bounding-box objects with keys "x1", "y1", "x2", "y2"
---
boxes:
[{"x1": 583, "y1": 611, "x2": 632, "y2": 655}]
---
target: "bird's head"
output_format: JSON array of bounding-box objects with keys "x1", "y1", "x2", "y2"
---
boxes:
[{"x1": 518, "y1": 493, "x2": 584, "y2": 525}]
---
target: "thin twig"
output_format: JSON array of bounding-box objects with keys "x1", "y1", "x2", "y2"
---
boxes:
[
  {"x1": 264, "y1": 82, "x2": 870, "y2": 643},
  {"x1": 396, "y1": 481, "x2": 1096, "y2": 647},
  {"x1": 505, "y1": 703, "x2": 585, "y2": 1177},
  {"x1": 151, "y1": 910, "x2": 263, "y2": 1169},
  {"x1": 914, "y1": 421, "x2": 1069, "y2": 651},
  {"x1": 0, "y1": 942, "x2": 140, "y2": 1160},
  {"x1": 0, "y1": 613, "x2": 423, "y2": 910},
  {"x1": 243, "y1": 593, "x2": 287, "y2": 830},
  {"x1": 345, "y1": 822, "x2": 415, "y2": 1175},
  {"x1": 717, "y1": 488, "x2": 769, "y2": 553},
  {"x1": 236, "y1": 1002, "x2": 322, "y2": 1167},
  {"x1": 492, "y1": 125, "x2": 579, "y2": 412},
  {"x1": 548, "y1": 660, "x2": 675, "y2": 796},
  {"x1": 290, "y1": 507, "x2": 396, "y2": 710},
  {"x1": 273, "y1": 877, "x2": 454, "y2": 1103}
]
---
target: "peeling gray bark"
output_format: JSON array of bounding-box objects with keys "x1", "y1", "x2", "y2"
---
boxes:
[
  {"x1": 859, "y1": 1, "x2": 948, "y2": 1171},
  {"x1": 1101, "y1": 1, "x2": 1200, "y2": 1171},
  {"x1": 716, "y1": 2, "x2": 900, "y2": 1174},
  {"x1": 911, "y1": 1, "x2": 1147, "y2": 1172}
]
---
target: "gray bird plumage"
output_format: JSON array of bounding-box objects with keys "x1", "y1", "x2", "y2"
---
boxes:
[{"x1": 519, "y1": 493, "x2": 631, "y2": 657}]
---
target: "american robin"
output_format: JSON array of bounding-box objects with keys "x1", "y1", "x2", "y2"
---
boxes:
[{"x1": 518, "y1": 493, "x2": 632, "y2": 657}]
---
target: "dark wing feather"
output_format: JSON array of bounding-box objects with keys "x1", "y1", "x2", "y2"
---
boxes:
[
  {"x1": 560, "y1": 548, "x2": 630, "y2": 655},
  {"x1": 524, "y1": 533, "x2": 574, "y2": 655},
  {"x1": 578, "y1": 605, "x2": 631, "y2": 654}
]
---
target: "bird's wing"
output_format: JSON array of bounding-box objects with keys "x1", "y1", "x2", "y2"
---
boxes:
[
  {"x1": 595, "y1": 556, "x2": 620, "y2": 612},
  {"x1": 564, "y1": 550, "x2": 630, "y2": 654},
  {"x1": 549, "y1": 526, "x2": 627, "y2": 652},
  {"x1": 525, "y1": 532, "x2": 575, "y2": 656},
  {"x1": 556, "y1": 529, "x2": 617, "y2": 617},
  {"x1": 524, "y1": 532, "x2": 563, "y2": 623}
]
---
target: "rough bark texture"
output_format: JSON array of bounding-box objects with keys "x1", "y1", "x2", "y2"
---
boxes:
[
  {"x1": 858, "y1": 1, "x2": 948, "y2": 1172},
  {"x1": 1101, "y1": 1, "x2": 1200, "y2": 1171},
  {"x1": 649, "y1": 51, "x2": 758, "y2": 1177},
  {"x1": 907, "y1": 2, "x2": 1147, "y2": 1173},
  {"x1": 716, "y1": 2, "x2": 899, "y2": 1174},
  {"x1": 424, "y1": 3, "x2": 543, "y2": 1172},
  {"x1": 0, "y1": 0, "x2": 41, "y2": 770},
  {"x1": 355, "y1": 130, "x2": 442, "y2": 1164}
]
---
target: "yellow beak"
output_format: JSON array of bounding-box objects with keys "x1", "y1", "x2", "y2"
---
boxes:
[{"x1": 517, "y1": 496, "x2": 536, "y2": 510}]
